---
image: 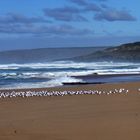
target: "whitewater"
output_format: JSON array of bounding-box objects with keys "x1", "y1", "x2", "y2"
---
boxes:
[{"x1": 0, "y1": 61, "x2": 140, "y2": 89}]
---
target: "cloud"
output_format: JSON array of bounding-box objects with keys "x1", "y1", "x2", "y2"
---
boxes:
[
  {"x1": 0, "y1": 12, "x2": 92, "y2": 36},
  {"x1": 44, "y1": 6, "x2": 87, "y2": 22},
  {"x1": 44, "y1": 1, "x2": 136, "y2": 23},
  {"x1": 70, "y1": 0, "x2": 88, "y2": 6},
  {"x1": 0, "y1": 23, "x2": 93, "y2": 36},
  {"x1": 0, "y1": 13, "x2": 50, "y2": 24},
  {"x1": 100, "y1": 4, "x2": 109, "y2": 9},
  {"x1": 70, "y1": 0, "x2": 101, "y2": 12},
  {"x1": 96, "y1": 0, "x2": 108, "y2": 1},
  {"x1": 69, "y1": 0, "x2": 136, "y2": 22},
  {"x1": 69, "y1": 0, "x2": 106, "y2": 6},
  {"x1": 45, "y1": 24, "x2": 93, "y2": 35},
  {"x1": 94, "y1": 9, "x2": 136, "y2": 21},
  {"x1": 84, "y1": 4, "x2": 102, "y2": 12}
]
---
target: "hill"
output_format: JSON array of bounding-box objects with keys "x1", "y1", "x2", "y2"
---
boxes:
[{"x1": 72, "y1": 42, "x2": 140, "y2": 62}]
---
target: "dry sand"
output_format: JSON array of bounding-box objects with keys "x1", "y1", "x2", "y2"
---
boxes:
[{"x1": 0, "y1": 82, "x2": 140, "y2": 140}]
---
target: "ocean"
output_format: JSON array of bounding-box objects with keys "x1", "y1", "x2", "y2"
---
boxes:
[
  {"x1": 0, "y1": 61, "x2": 140, "y2": 89},
  {"x1": 0, "y1": 47, "x2": 140, "y2": 89}
]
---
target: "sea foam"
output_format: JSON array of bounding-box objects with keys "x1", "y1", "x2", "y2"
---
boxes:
[{"x1": 0, "y1": 61, "x2": 140, "y2": 89}]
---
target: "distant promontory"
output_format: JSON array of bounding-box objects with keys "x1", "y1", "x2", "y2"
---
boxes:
[{"x1": 72, "y1": 42, "x2": 140, "y2": 62}]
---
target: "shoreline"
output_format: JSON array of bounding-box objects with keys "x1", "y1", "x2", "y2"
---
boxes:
[
  {"x1": 0, "y1": 81, "x2": 140, "y2": 91},
  {"x1": 73, "y1": 73, "x2": 140, "y2": 83},
  {"x1": 0, "y1": 71, "x2": 140, "y2": 90},
  {"x1": 0, "y1": 81, "x2": 140, "y2": 98}
]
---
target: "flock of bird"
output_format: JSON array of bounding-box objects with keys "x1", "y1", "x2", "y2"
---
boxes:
[{"x1": 0, "y1": 88, "x2": 137, "y2": 99}]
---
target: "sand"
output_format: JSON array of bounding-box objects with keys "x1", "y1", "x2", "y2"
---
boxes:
[{"x1": 0, "y1": 82, "x2": 140, "y2": 140}]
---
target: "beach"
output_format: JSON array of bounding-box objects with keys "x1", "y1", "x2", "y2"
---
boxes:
[
  {"x1": 0, "y1": 82, "x2": 140, "y2": 140},
  {"x1": 0, "y1": 0, "x2": 139, "y2": 139}
]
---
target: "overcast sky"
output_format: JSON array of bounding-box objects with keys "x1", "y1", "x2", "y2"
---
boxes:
[{"x1": 0, "y1": 0, "x2": 139, "y2": 51}]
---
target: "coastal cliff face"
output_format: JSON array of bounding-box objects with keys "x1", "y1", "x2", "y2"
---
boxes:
[{"x1": 73, "y1": 42, "x2": 140, "y2": 62}]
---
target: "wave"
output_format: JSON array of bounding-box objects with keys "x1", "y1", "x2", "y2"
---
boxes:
[
  {"x1": 0, "y1": 61, "x2": 140, "y2": 70},
  {"x1": 0, "y1": 61, "x2": 140, "y2": 79},
  {"x1": 0, "y1": 70, "x2": 96, "y2": 79},
  {"x1": 0, "y1": 61, "x2": 140, "y2": 89},
  {"x1": 0, "y1": 66, "x2": 140, "y2": 80},
  {"x1": 1, "y1": 76, "x2": 83, "y2": 89}
]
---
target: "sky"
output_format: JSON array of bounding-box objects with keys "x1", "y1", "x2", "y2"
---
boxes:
[{"x1": 0, "y1": 0, "x2": 139, "y2": 51}]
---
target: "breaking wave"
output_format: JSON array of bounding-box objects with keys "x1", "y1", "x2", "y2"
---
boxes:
[{"x1": 0, "y1": 61, "x2": 140, "y2": 89}]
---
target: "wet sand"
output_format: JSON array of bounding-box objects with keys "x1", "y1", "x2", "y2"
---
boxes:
[{"x1": 0, "y1": 82, "x2": 140, "y2": 140}]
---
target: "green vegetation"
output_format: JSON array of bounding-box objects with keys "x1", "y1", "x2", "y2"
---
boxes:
[{"x1": 73, "y1": 42, "x2": 140, "y2": 62}]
